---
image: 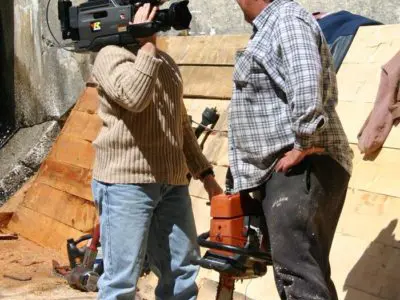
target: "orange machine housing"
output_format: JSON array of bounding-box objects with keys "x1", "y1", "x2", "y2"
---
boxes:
[{"x1": 209, "y1": 192, "x2": 257, "y2": 257}]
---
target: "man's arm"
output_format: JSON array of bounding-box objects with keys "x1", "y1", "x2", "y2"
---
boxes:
[
  {"x1": 92, "y1": 4, "x2": 161, "y2": 113},
  {"x1": 181, "y1": 100, "x2": 223, "y2": 198},
  {"x1": 277, "y1": 15, "x2": 329, "y2": 150},
  {"x1": 92, "y1": 45, "x2": 161, "y2": 113}
]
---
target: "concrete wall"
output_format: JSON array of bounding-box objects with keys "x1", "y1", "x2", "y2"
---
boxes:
[
  {"x1": 0, "y1": 0, "x2": 92, "y2": 204},
  {"x1": 186, "y1": 0, "x2": 400, "y2": 35},
  {"x1": 13, "y1": 0, "x2": 92, "y2": 128}
]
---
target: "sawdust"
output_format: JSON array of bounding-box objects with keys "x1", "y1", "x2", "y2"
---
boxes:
[
  {"x1": 0, "y1": 235, "x2": 97, "y2": 299},
  {"x1": 0, "y1": 235, "x2": 230, "y2": 300},
  {"x1": 0, "y1": 234, "x2": 159, "y2": 299}
]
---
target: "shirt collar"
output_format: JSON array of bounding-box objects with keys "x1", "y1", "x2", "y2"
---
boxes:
[{"x1": 252, "y1": 0, "x2": 291, "y2": 32}]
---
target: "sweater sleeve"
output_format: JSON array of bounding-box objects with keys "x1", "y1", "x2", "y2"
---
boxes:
[
  {"x1": 181, "y1": 99, "x2": 212, "y2": 179},
  {"x1": 92, "y1": 45, "x2": 162, "y2": 112}
]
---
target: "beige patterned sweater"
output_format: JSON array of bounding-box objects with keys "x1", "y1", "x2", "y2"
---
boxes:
[{"x1": 91, "y1": 45, "x2": 211, "y2": 185}]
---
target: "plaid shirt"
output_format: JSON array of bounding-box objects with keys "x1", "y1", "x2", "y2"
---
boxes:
[{"x1": 228, "y1": 0, "x2": 353, "y2": 192}]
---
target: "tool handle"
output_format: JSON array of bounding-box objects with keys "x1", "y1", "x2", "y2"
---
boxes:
[
  {"x1": 197, "y1": 232, "x2": 272, "y2": 263},
  {"x1": 74, "y1": 234, "x2": 92, "y2": 245}
]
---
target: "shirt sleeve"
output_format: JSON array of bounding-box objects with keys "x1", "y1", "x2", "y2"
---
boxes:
[
  {"x1": 276, "y1": 16, "x2": 328, "y2": 150},
  {"x1": 92, "y1": 45, "x2": 162, "y2": 112}
]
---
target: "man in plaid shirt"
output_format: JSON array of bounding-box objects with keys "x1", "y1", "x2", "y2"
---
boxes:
[{"x1": 229, "y1": 0, "x2": 353, "y2": 299}]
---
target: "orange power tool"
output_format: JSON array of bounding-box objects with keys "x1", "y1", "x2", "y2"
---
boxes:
[{"x1": 192, "y1": 168, "x2": 272, "y2": 299}]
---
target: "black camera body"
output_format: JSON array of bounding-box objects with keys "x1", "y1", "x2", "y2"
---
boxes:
[{"x1": 58, "y1": 0, "x2": 191, "y2": 52}]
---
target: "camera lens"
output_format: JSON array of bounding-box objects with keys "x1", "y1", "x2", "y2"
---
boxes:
[
  {"x1": 154, "y1": 0, "x2": 191, "y2": 31},
  {"x1": 169, "y1": 1, "x2": 191, "y2": 30}
]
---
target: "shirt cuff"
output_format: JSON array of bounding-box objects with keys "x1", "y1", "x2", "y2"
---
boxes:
[
  {"x1": 293, "y1": 114, "x2": 327, "y2": 150},
  {"x1": 199, "y1": 168, "x2": 215, "y2": 181},
  {"x1": 293, "y1": 135, "x2": 314, "y2": 151}
]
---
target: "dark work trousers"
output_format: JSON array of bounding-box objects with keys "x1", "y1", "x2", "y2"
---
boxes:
[{"x1": 258, "y1": 154, "x2": 350, "y2": 300}]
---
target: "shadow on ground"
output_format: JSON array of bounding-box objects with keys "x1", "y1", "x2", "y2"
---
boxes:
[{"x1": 344, "y1": 219, "x2": 400, "y2": 300}]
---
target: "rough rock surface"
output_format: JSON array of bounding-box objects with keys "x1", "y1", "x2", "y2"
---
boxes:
[{"x1": 0, "y1": 121, "x2": 60, "y2": 205}]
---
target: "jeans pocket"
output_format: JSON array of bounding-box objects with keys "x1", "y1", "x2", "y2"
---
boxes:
[
  {"x1": 92, "y1": 180, "x2": 106, "y2": 216},
  {"x1": 96, "y1": 196, "x2": 102, "y2": 216},
  {"x1": 285, "y1": 158, "x2": 312, "y2": 194},
  {"x1": 305, "y1": 164, "x2": 311, "y2": 194},
  {"x1": 303, "y1": 157, "x2": 313, "y2": 194}
]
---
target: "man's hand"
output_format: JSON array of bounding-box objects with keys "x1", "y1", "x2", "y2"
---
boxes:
[
  {"x1": 202, "y1": 175, "x2": 223, "y2": 201},
  {"x1": 275, "y1": 147, "x2": 324, "y2": 173},
  {"x1": 132, "y1": 3, "x2": 158, "y2": 53}
]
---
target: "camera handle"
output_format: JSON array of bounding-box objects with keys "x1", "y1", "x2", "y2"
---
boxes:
[{"x1": 127, "y1": 21, "x2": 169, "y2": 38}]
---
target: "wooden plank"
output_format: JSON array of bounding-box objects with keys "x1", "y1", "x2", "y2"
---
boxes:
[
  {"x1": 36, "y1": 160, "x2": 93, "y2": 202},
  {"x1": 7, "y1": 206, "x2": 86, "y2": 256},
  {"x1": 337, "y1": 25, "x2": 400, "y2": 104},
  {"x1": 181, "y1": 66, "x2": 234, "y2": 99},
  {"x1": 337, "y1": 101, "x2": 373, "y2": 145},
  {"x1": 22, "y1": 182, "x2": 96, "y2": 232},
  {"x1": 191, "y1": 195, "x2": 211, "y2": 236},
  {"x1": 337, "y1": 188, "x2": 400, "y2": 248},
  {"x1": 73, "y1": 87, "x2": 99, "y2": 114},
  {"x1": 61, "y1": 110, "x2": 102, "y2": 142},
  {"x1": 337, "y1": 63, "x2": 381, "y2": 103},
  {"x1": 341, "y1": 25, "x2": 400, "y2": 65},
  {"x1": 202, "y1": 134, "x2": 229, "y2": 167},
  {"x1": 157, "y1": 35, "x2": 249, "y2": 65},
  {"x1": 47, "y1": 134, "x2": 95, "y2": 170},
  {"x1": 337, "y1": 101, "x2": 400, "y2": 150},
  {"x1": 349, "y1": 144, "x2": 400, "y2": 198}
]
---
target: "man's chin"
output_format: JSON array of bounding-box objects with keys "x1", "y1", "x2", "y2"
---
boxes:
[{"x1": 244, "y1": 15, "x2": 252, "y2": 24}]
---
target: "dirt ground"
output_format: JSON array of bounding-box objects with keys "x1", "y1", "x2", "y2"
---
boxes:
[
  {"x1": 0, "y1": 231, "x2": 250, "y2": 300},
  {"x1": 0, "y1": 234, "x2": 161, "y2": 300},
  {"x1": 0, "y1": 234, "x2": 97, "y2": 300}
]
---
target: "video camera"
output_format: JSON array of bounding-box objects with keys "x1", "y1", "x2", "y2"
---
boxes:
[{"x1": 57, "y1": 0, "x2": 192, "y2": 52}]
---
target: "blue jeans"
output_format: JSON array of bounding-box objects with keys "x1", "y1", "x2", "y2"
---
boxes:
[{"x1": 92, "y1": 180, "x2": 200, "y2": 300}]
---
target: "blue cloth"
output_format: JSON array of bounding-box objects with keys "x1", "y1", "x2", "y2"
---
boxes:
[
  {"x1": 92, "y1": 180, "x2": 200, "y2": 300},
  {"x1": 328, "y1": 35, "x2": 355, "y2": 72},
  {"x1": 317, "y1": 11, "x2": 381, "y2": 44}
]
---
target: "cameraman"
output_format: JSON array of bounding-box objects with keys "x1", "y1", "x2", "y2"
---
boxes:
[{"x1": 91, "y1": 3, "x2": 223, "y2": 299}]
